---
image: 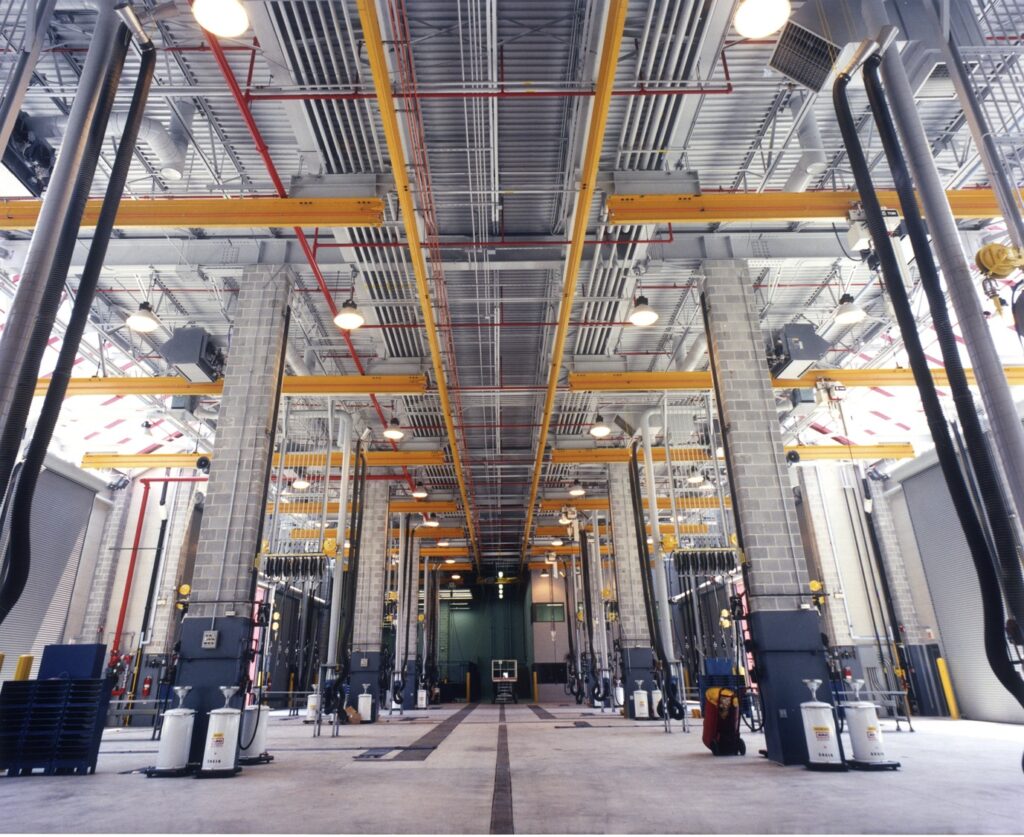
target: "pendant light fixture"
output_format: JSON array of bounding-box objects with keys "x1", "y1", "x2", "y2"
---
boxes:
[
  {"x1": 733, "y1": 0, "x2": 791, "y2": 39},
  {"x1": 589, "y1": 414, "x2": 611, "y2": 439},
  {"x1": 627, "y1": 295, "x2": 659, "y2": 327},
  {"x1": 126, "y1": 301, "x2": 161, "y2": 333},
  {"x1": 383, "y1": 417, "x2": 405, "y2": 441},
  {"x1": 411, "y1": 481, "x2": 428, "y2": 498},
  {"x1": 333, "y1": 298, "x2": 365, "y2": 330},
  {"x1": 834, "y1": 293, "x2": 866, "y2": 326},
  {"x1": 568, "y1": 479, "x2": 586, "y2": 497},
  {"x1": 192, "y1": 0, "x2": 250, "y2": 38}
]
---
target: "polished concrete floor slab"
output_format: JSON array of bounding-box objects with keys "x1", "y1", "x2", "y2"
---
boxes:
[{"x1": 2, "y1": 703, "x2": 1023, "y2": 834}]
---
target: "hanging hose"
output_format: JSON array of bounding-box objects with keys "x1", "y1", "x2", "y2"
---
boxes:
[
  {"x1": 579, "y1": 535, "x2": 604, "y2": 702},
  {"x1": 561, "y1": 555, "x2": 583, "y2": 702},
  {"x1": 834, "y1": 67, "x2": 1024, "y2": 740},
  {"x1": 0, "y1": 24, "x2": 132, "y2": 628},
  {"x1": 628, "y1": 442, "x2": 685, "y2": 719},
  {"x1": 393, "y1": 519, "x2": 415, "y2": 704},
  {"x1": 864, "y1": 56, "x2": 1024, "y2": 632}
]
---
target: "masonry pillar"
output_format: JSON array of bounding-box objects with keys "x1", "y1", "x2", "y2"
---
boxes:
[
  {"x1": 175, "y1": 265, "x2": 291, "y2": 761},
  {"x1": 702, "y1": 260, "x2": 829, "y2": 765},
  {"x1": 348, "y1": 479, "x2": 390, "y2": 719},
  {"x1": 78, "y1": 485, "x2": 133, "y2": 643},
  {"x1": 607, "y1": 463, "x2": 654, "y2": 715}
]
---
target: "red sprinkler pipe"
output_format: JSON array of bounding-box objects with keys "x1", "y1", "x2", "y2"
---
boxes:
[
  {"x1": 202, "y1": 28, "x2": 415, "y2": 491},
  {"x1": 107, "y1": 476, "x2": 208, "y2": 667}
]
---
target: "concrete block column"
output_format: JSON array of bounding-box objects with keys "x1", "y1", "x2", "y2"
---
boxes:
[
  {"x1": 78, "y1": 485, "x2": 134, "y2": 642},
  {"x1": 351, "y1": 479, "x2": 390, "y2": 654},
  {"x1": 148, "y1": 479, "x2": 202, "y2": 654},
  {"x1": 189, "y1": 266, "x2": 291, "y2": 618},
  {"x1": 702, "y1": 260, "x2": 828, "y2": 765},
  {"x1": 606, "y1": 463, "x2": 650, "y2": 648}
]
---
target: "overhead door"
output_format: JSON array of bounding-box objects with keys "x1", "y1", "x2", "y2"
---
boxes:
[
  {"x1": 0, "y1": 468, "x2": 99, "y2": 677},
  {"x1": 901, "y1": 464, "x2": 1024, "y2": 724}
]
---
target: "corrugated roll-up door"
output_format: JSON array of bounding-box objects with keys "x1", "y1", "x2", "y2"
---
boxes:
[
  {"x1": 0, "y1": 468, "x2": 99, "y2": 678},
  {"x1": 901, "y1": 464, "x2": 1024, "y2": 724}
]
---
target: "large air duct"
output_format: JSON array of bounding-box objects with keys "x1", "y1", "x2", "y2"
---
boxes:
[
  {"x1": 782, "y1": 92, "x2": 827, "y2": 192},
  {"x1": 29, "y1": 103, "x2": 193, "y2": 181}
]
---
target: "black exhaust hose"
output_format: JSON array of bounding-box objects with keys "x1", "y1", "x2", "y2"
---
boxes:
[
  {"x1": 561, "y1": 548, "x2": 581, "y2": 700},
  {"x1": 0, "y1": 25, "x2": 131, "y2": 627},
  {"x1": 579, "y1": 534, "x2": 604, "y2": 701},
  {"x1": 338, "y1": 446, "x2": 366, "y2": 692},
  {"x1": 864, "y1": 56, "x2": 1024, "y2": 630},
  {"x1": 627, "y1": 444, "x2": 660, "y2": 655},
  {"x1": 834, "y1": 69, "x2": 1024, "y2": 717}
]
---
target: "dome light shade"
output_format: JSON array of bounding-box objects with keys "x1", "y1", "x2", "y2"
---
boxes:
[
  {"x1": 438, "y1": 539, "x2": 451, "y2": 547},
  {"x1": 590, "y1": 414, "x2": 611, "y2": 438},
  {"x1": 551, "y1": 538, "x2": 563, "y2": 547},
  {"x1": 192, "y1": 0, "x2": 250, "y2": 38},
  {"x1": 334, "y1": 298, "x2": 365, "y2": 330},
  {"x1": 569, "y1": 480, "x2": 586, "y2": 497},
  {"x1": 627, "y1": 295, "x2": 659, "y2": 327},
  {"x1": 734, "y1": 0, "x2": 791, "y2": 39},
  {"x1": 558, "y1": 513, "x2": 571, "y2": 525},
  {"x1": 411, "y1": 481, "x2": 428, "y2": 499},
  {"x1": 126, "y1": 301, "x2": 160, "y2": 333},
  {"x1": 291, "y1": 477, "x2": 310, "y2": 491},
  {"x1": 686, "y1": 468, "x2": 705, "y2": 486},
  {"x1": 834, "y1": 293, "x2": 866, "y2": 326},
  {"x1": 383, "y1": 417, "x2": 405, "y2": 441},
  {"x1": 421, "y1": 515, "x2": 439, "y2": 528},
  {"x1": 445, "y1": 558, "x2": 456, "y2": 565},
  {"x1": 540, "y1": 568, "x2": 550, "y2": 578},
  {"x1": 451, "y1": 574, "x2": 461, "y2": 580}
]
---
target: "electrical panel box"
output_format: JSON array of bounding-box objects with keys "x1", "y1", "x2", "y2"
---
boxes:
[
  {"x1": 847, "y1": 207, "x2": 900, "y2": 251},
  {"x1": 201, "y1": 630, "x2": 219, "y2": 650}
]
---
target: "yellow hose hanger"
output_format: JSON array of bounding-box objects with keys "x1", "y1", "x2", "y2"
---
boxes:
[
  {"x1": 518, "y1": 0, "x2": 630, "y2": 565},
  {"x1": 356, "y1": 0, "x2": 481, "y2": 570}
]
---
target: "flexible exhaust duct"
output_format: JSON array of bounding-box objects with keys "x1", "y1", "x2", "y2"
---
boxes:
[
  {"x1": 0, "y1": 23, "x2": 139, "y2": 627},
  {"x1": 29, "y1": 103, "x2": 193, "y2": 181},
  {"x1": 862, "y1": 54, "x2": 1024, "y2": 632},
  {"x1": 833, "y1": 59, "x2": 1024, "y2": 729}
]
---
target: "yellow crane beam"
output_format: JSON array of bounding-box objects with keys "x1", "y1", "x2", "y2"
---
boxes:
[
  {"x1": 568, "y1": 366, "x2": 1024, "y2": 392},
  {"x1": 520, "y1": 0, "x2": 628, "y2": 564},
  {"x1": 605, "y1": 189, "x2": 1003, "y2": 226},
  {"x1": 0, "y1": 196, "x2": 384, "y2": 230},
  {"x1": 36, "y1": 374, "x2": 427, "y2": 399},
  {"x1": 81, "y1": 448, "x2": 445, "y2": 471},
  {"x1": 290, "y1": 526, "x2": 465, "y2": 540},
  {"x1": 539, "y1": 496, "x2": 728, "y2": 511},
  {"x1": 357, "y1": 0, "x2": 480, "y2": 570},
  {"x1": 273, "y1": 500, "x2": 459, "y2": 515},
  {"x1": 550, "y1": 443, "x2": 914, "y2": 464},
  {"x1": 528, "y1": 545, "x2": 611, "y2": 556}
]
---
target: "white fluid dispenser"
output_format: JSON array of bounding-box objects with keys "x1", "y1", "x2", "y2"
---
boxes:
[
  {"x1": 153, "y1": 686, "x2": 195, "y2": 775},
  {"x1": 843, "y1": 679, "x2": 900, "y2": 770},
  {"x1": 799, "y1": 679, "x2": 846, "y2": 771},
  {"x1": 200, "y1": 686, "x2": 242, "y2": 776}
]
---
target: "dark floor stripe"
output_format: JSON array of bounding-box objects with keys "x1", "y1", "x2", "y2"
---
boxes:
[
  {"x1": 499, "y1": 704, "x2": 506, "y2": 723},
  {"x1": 527, "y1": 704, "x2": 556, "y2": 720},
  {"x1": 489, "y1": 720, "x2": 514, "y2": 834},
  {"x1": 392, "y1": 703, "x2": 477, "y2": 761}
]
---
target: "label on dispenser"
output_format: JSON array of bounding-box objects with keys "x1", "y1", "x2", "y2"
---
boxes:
[
  {"x1": 866, "y1": 725, "x2": 879, "y2": 740},
  {"x1": 813, "y1": 726, "x2": 832, "y2": 741},
  {"x1": 211, "y1": 732, "x2": 224, "y2": 748}
]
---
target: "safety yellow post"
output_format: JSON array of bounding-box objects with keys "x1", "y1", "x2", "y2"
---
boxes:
[
  {"x1": 532, "y1": 671, "x2": 539, "y2": 704},
  {"x1": 0, "y1": 652, "x2": 5, "y2": 676},
  {"x1": 13, "y1": 654, "x2": 33, "y2": 681},
  {"x1": 935, "y1": 657, "x2": 960, "y2": 719},
  {"x1": 465, "y1": 672, "x2": 471, "y2": 703}
]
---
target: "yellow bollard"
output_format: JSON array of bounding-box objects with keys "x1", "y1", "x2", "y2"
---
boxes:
[
  {"x1": 13, "y1": 654, "x2": 33, "y2": 681},
  {"x1": 465, "y1": 672, "x2": 471, "y2": 703},
  {"x1": 0, "y1": 653, "x2": 5, "y2": 676},
  {"x1": 936, "y1": 657, "x2": 960, "y2": 719},
  {"x1": 532, "y1": 671, "x2": 539, "y2": 704}
]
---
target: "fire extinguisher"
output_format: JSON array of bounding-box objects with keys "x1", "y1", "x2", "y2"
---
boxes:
[{"x1": 142, "y1": 676, "x2": 153, "y2": 698}]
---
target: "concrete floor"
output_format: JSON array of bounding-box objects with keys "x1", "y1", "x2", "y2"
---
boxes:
[{"x1": 3, "y1": 704, "x2": 1023, "y2": 834}]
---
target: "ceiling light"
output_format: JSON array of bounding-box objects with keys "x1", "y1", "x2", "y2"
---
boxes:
[
  {"x1": 686, "y1": 469, "x2": 705, "y2": 486},
  {"x1": 733, "y1": 0, "x2": 791, "y2": 39},
  {"x1": 344, "y1": 539, "x2": 351, "y2": 549},
  {"x1": 451, "y1": 574, "x2": 461, "y2": 580},
  {"x1": 646, "y1": 536, "x2": 654, "y2": 545},
  {"x1": 438, "y1": 539, "x2": 451, "y2": 547},
  {"x1": 569, "y1": 480, "x2": 586, "y2": 497},
  {"x1": 292, "y1": 477, "x2": 310, "y2": 491},
  {"x1": 411, "y1": 481, "x2": 428, "y2": 499},
  {"x1": 551, "y1": 538, "x2": 563, "y2": 547},
  {"x1": 333, "y1": 298, "x2": 365, "y2": 331},
  {"x1": 126, "y1": 301, "x2": 160, "y2": 333},
  {"x1": 834, "y1": 293, "x2": 866, "y2": 326},
  {"x1": 383, "y1": 417, "x2": 405, "y2": 441},
  {"x1": 627, "y1": 295, "x2": 659, "y2": 327},
  {"x1": 590, "y1": 414, "x2": 611, "y2": 439},
  {"x1": 445, "y1": 558, "x2": 456, "y2": 565},
  {"x1": 421, "y1": 515, "x2": 439, "y2": 528},
  {"x1": 540, "y1": 569, "x2": 550, "y2": 578},
  {"x1": 498, "y1": 571, "x2": 504, "y2": 579},
  {"x1": 558, "y1": 513, "x2": 571, "y2": 526},
  {"x1": 715, "y1": 445, "x2": 725, "y2": 459},
  {"x1": 192, "y1": 0, "x2": 250, "y2": 38}
]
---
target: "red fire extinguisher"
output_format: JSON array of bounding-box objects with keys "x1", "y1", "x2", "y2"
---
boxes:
[{"x1": 142, "y1": 676, "x2": 153, "y2": 698}]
